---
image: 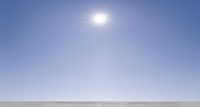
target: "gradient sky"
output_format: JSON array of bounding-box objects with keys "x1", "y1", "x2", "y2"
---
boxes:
[{"x1": 0, "y1": 0, "x2": 200, "y2": 101}]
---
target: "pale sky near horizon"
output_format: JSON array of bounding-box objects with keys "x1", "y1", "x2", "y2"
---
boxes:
[{"x1": 0, "y1": 0, "x2": 200, "y2": 101}]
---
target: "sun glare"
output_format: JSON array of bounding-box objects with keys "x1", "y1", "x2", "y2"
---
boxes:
[{"x1": 92, "y1": 13, "x2": 108, "y2": 26}]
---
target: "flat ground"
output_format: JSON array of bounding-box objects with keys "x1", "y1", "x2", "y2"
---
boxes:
[{"x1": 0, "y1": 102, "x2": 199, "y2": 107}]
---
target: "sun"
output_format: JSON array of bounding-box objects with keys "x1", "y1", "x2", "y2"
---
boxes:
[{"x1": 91, "y1": 13, "x2": 108, "y2": 26}]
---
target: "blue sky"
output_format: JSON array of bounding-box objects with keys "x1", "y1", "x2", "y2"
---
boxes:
[{"x1": 0, "y1": 0, "x2": 200, "y2": 101}]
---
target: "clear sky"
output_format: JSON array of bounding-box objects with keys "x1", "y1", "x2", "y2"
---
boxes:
[{"x1": 0, "y1": 0, "x2": 200, "y2": 101}]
